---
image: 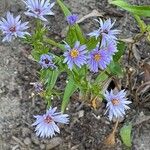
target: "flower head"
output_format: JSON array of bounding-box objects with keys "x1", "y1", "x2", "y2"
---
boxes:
[
  {"x1": 104, "y1": 41, "x2": 118, "y2": 55},
  {"x1": 104, "y1": 90, "x2": 132, "y2": 121},
  {"x1": 24, "y1": 0, "x2": 55, "y2": 21},
  {"x1": 88, "y1": 18, "x2": 120, "y2": 46},
  {"x1": 39, "y1": 54, "x2": 55, "y2": 69},
  {"x1": 0, "y1": 12, "x2": 29, "y2": 42},
  {"x1": 88, "y1": 47, "x2": 112, "y2": 72},
  {"x1": 63, "y1": 41, "x2": 87, "y2": 70},
  {"x1": 34, "y1": 82, "x2": 43, "y2": 93},
  {"x1": 66, "y1": 14, "x2": 78, "y2": 25},
  {"x1": 32, "y1": 107, "x2": 69, "y2": 138}
]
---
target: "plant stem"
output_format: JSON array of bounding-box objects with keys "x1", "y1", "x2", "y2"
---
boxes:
[
  {"x1": 112, "y1": 118, "x2": 119, "y2": 134},
  {"x1": 44, "y1": 38, "x2": 65, "y2": 50}
]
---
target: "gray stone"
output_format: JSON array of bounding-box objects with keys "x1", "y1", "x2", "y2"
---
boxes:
[
  {"x1": 24, "y1": 137, "x2": 31, "y2": 145},
  {"x1": 40, "y1": 144, "x2": 45, "y2": 150},
  {"x1": 31, "y1": 135, "x2": 39, "y2": 145},
  {"x1": 46, "y1": 137, "x2": 62, "y2": 150}
]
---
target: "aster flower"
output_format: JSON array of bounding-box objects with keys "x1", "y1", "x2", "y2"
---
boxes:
[
  {"x1": 88, "y1": 18, "x2": 120, "y2": 46},
  {"x1": 0, "y1": 12, "x2": 29, "y2": 42},
  {"x1": 32, "y1": 107, "x2": 69, "y2": 138},
  {"x1": 39, "y1": 54, "x2": 56, "y2": 69},
  {"x1": 88, "y1": 47, "x2": 112, "y2": 72},
  {"x1": 63, "y1": 41, "x2": 87, "y2": 70},
  {"x1": 104, "y1": 41, "x2": 118, "y2": 55},
  {"x1": 104, "y1": 90, "x2": 132, "y2": 121},
  {"x1": 34, "y1": 82, "x2": 43, "y2": 93},
  {"x1": 66, "y1": 14, "x2": 78, "y2": 25},
  {"x1": 23, "y1": 0, "x2": 55, "y2": 21}
]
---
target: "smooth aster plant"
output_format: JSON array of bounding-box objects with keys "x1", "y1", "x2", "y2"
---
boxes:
[
  {"x1": 104, "y1": 90, "x2": 132, "y2": 121},
  {"x1": 32, "y1": 107, "x2": 69, "y2": 138},
  {"x1": 88, "y1": 18, "x2": 120, "y2": 46},
  {"x1": 63, "y1": 41, "x2": 87, "y2": 70},
  {"x1": 88, "y1": 47, "x2": 112, "y2": 72},
  {"x1": 23, "y1": 0, "x2": 55, "y2": 21},
  {"x1": 0, "y1": 12, "x2": 29, "y2": 42},
  {"x1": 39, "y1": 54, "x2": 56, "y2": 69},
  {"x1": 66, "y1": 14, "x2": 78, "y2": 25}
]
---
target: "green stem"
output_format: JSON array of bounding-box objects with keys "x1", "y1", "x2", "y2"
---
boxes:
[
  {"x1": 47, "y1": 98, "x2": 51, "y2": 109},
  {"x1": 44, "y1": 38, "x2": 65, "y2": 50}
]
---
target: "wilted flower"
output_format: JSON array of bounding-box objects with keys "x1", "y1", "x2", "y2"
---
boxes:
[
  {"x1": 39, "y1": 54, "x2": 55, "y2": 69},
  {"x1": 88, "y1": 47, "x2": 112, "y2": 72},
  {"x1": 104, "y1": 90, "x2": 132, "y2": 121},
  {"x1": 88, "y1": 18, "x2": 120, "y2": 46},
  {"x1": 32, "y1": 107, "x2": 69, "y2": 138},
  {"x1": 23, "y1": 0, "x2": 55, "y2": 21},
  {"x1": 63, "y1": 41, "x2": 87, "y2": 70},
  {"x1": 66, "y1": 14, "x2": 78, "y2": 25},
  {"x1": 34, "y1": 82, "x2": 43, "y2": 93},
  {"x1": 0, "y1": 12, "x2": 29, "y2": 42}
]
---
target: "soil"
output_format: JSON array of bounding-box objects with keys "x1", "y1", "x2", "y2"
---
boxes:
[{"x1": 0, "y1": 0, "x2": 150, "y2": 150}]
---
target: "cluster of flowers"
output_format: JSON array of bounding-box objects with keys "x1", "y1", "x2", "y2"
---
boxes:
[
  {"x1": 0, "y1": 0, "x2": 118, "y2": 73},
  {"x1": 0, "y1": 0, "x2": 131, "y2": 138},
  {"x1": 40, "y1": 18, "x2": 119, "y2": 73}
]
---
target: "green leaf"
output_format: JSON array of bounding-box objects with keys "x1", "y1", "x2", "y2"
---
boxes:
[
  {"x1": 57, "y1": 0, "x2": 71, "y2": 16},
  {"x1": 57, "y1": 0, "x2": 86, "y2": 44},
  {"x1": 74, "y1": 24, "x2": 86, "y2": 44},
  {"x1": 134, "y1": 15, "x2": 147, "y2": 33},
  {"x1": 109, "y1": 0, "x2": 150, "y2": 17},
  {"x1": 86, "y1": 37, "x2": 99, "y2": 51},
  {"x1": 147, "y1": 31, "x2": 150, "y2": 42},
  {"x1": 44, "y1": 38, "x2": 65, "y2": 50},
  {"x1": 46, "y1": 69, "x2": 60, "y2": 90},
  {"x1": 95, "y1": 71, "x2": 109, "y2": 83},
  {"x1": 61, "y1": 77, "x2": 78, "y2": 112},
  {"x1": 147, "y1": 25, "x2": 150, "y2": 31},
  {"x1": 109, "y1": 61, "x2": 123, "y2": 76},
  {"x1": 120, "y1": 123, "x2": 132, "y2": 147},
  {"x1": 113, "y1": 41, "x2": 126, "y2": 62},
  {"x1": 66, "y1": 26, "x2": 78, "y2": 46},
  {"x1": 31, "y1": 50, "x2": 41, "y2": 60}
]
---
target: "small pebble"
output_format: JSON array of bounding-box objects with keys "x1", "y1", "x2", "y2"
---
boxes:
[
  {"x1": 78, "y1": 110, "x2": 84, "y2": 118},
  {"x1": 22, "y1": 128, "x2": 30, "y2": 137},
  {"x1": 24, "y1": 137, "x2": 31, "y2": 145},
  {"x1": 40, "y1": 144, "x2": 45, "y2": 150},
  {"x1": 46, "y1": 137, "x2": 62, "y2": 150},
  {"x1": 31, "y1": 135, "x2": 39, "y2": 145}
]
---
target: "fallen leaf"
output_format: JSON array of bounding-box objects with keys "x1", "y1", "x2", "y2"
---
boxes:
[
  {"x1": 132, "y1": 44, "x2": 141, "y2": 61},
  {"x1": 142, "y1": 62, "x2": 150, "y2": 82},
  {"x1": 135, "y1": 81, "x2": 150, "y2": 104},
  {"x1": 77, "y1": 10, "x2": 104, "y2": 23},
  {"x1": 120, "y1": 37, "x2": 134, "y2": 43},
  {"x1": 90, "y1": 96, "x2": 102, "y2": 109},
  {"x1": 91, "y1": 97, "x2": 97, "y2": 109},
  {"x1": 104, "y1": 132, "x2": 116, "y2": 146},
  {"x1": 101, "y1": 78, "x2": 112, "y2": 94},
  {"x1": 104, "y1": 119, "x2": 119, "y2": 146}
]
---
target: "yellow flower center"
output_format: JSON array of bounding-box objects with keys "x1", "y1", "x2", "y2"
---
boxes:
[
  {"x1": 70, "y1": 49, "x2": 79, "y2": 58},
  {"x1": 112, "y1": 99, "x2": 120, "y2": 106},
  {"x1": 44, "y1": 115, "x2": 53, "y2": 124},
  {"x1": 94, "y1": 54, "x2": 101, "y2": 61}
]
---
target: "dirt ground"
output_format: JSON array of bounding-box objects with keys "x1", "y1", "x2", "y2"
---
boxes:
[{"x1": 0, "y1": 0, "x2": 150, "y2": 150}]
